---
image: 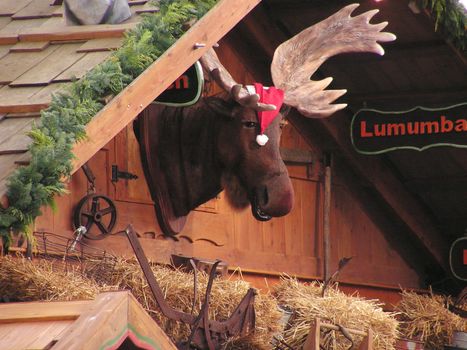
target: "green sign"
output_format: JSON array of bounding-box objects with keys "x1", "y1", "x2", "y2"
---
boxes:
[
  {"x1": 450, "y1": 237, "x2": 467, "y2": 281},
  {"x1": 351, "y1": 103, "x2": 467, "y2": 154},
  {"x1": 153, "y1": 61, "x2": 204, "y2": 107}
]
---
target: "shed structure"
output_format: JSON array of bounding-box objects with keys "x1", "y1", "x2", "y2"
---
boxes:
[
  {"x1": 0, "y1": 291, "x2": 177, "y2": 350},
  {"x1": 0, "y1": 0, "x2": 465, "y2": 301}
]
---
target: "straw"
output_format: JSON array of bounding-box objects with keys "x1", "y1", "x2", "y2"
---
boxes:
[{"x1": 272, "y1": 276, "x2": 400, "y2": 350}]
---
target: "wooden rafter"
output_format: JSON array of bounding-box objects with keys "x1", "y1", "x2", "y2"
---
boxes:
[{"x1": 71, "y1": 0, "x2": 262, "y2": 174}]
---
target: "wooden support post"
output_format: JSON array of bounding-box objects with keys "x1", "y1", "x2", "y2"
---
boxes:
[
  {"x1": 359, "y1": 328, "x2": 373, "y2": 350},
  {"x1": 323, "y1": 154, "x2": 332, "y2": 281},
  {"x1": 303, "y1": 318, "x2": 321, "y2": 350}
]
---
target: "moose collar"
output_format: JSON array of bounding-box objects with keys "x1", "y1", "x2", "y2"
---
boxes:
[{"x1": 247, "y1": 83, "x2": 284, "y2": 146}]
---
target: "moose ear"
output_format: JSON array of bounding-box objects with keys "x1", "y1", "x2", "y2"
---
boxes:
[{"x1": 205, "y1": 97, "x2": 235, "y2": 118}]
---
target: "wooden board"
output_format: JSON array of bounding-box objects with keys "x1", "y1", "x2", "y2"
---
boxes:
[
  {"x1": 10, "y1": 43, "x2": 85, "y2": 86},
  {"x1": 0, "y1": 320, "x2": 74, "y2": 350},
  {"x1": 0, "y1": 85, "x2": 43, "y2": 112},
  {"x1": 11, "y1": 0, "x2": 57, "y2": 20},
  {"x1": 9, "y1": 40, "x2": 49, "y2": 52},
  {"x1": 0, "y1": 0, "x2": 33, "y2": 16},
  {"x1": 0, "y1": 299, "x2": 90, "y2": 323},
  {"x1": 0, "y1": 44, "x2": 13, "y2": 60},
  {"x1": 0, "y1": 44, "x2": 59, "y2": 84},
  {"x1": 0, "y1": 18, "x2": 48, "y2": 37},
  {"x1": 0, "y1": 82, "x2": 67, "y2": 114},
  {"x1": 19, "y1": 22, "x2": 137, "y2": 42},
  {"x1": 76, "y1": 37, "x2": 123, "y2": 52},
  {"x1": 0, "y1": 117, "x2": 34, "y2": 153},
  {"x1": 54, "y1": 51, "x2": 111, "y2": 82},
  {"x1": 0, "y1": 18, "x2": 12, "y2": 32},
  {"x1": 131, "y1": 3, "x2": 160, "y2": 15}
]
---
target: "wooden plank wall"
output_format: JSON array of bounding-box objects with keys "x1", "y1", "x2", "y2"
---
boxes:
[{"x1": 34, "y1": 40, "x2": 423, "y2": 292}]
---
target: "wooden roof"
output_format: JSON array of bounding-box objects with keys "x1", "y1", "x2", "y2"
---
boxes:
[
  {"x1": 0, "y1": 0, "x2": 263, "y2": 199},
  {"x1": 0, "y1": 0, "x2": 159, "y2": 198},
  {"x1": 0, "y1": 291, "x2": 177, "y2": 350}
]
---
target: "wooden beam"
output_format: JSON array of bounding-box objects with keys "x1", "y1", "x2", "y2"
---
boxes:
[
  {"x1": 18, "y1": 22, "x2": 137, "y2": 42},
  {"x1": 0, "y1": 299, "x2": 90, "y2": 323},
  {"x1": 346, "y1": 87, "x2": 467, "y2": 108},
  {"x1": 71, "y1": 0, "x2": 262, "y2": 174},
  {"x1": 289, "y1": 111, "x2": 449, "y2": 272}
]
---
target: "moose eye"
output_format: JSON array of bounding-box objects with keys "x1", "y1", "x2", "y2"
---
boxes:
[{"x1": 242, "y1": 121, "x2": 257, "y2": 128}]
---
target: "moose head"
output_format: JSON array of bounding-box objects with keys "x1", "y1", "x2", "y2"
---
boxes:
[{"x1": 135, "y1": 4, "x2": 396, "y2": 235}]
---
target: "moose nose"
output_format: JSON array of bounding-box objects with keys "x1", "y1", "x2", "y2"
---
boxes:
[{"x1": 256, "y1": 183, "x2": 293, "y2": 217}]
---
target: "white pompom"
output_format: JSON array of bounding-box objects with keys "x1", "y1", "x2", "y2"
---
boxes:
[{"x1": 256, "y1": 134, "x2": 269, "y2": 146}]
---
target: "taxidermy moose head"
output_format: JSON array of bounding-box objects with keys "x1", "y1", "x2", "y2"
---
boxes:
[
  {"x1": 62, "y1": 0, "x2": 131, "y2": 25},
  {"x1": 135, "y1": 4, "x2": 396, "y2": 235}
]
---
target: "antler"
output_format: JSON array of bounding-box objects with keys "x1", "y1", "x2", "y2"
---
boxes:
[
  {"x1": 271, "y1": 3, "x2": 396, "y2": 118},
  {"x1": 200, "y1": 48, "x2": 276, "y2": 111}
]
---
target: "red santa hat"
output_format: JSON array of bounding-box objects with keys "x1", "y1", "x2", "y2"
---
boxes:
[{"x1": 251, "y1": 83, "x2": 284, "y2": 146}]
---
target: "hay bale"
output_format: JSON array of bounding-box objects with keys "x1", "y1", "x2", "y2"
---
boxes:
[
  {"x1": 0, "y1": 255, "x2": 281, "y2": 348},
  {"x1": 272, "y1": 276, "x2": 399, "y2": 350},
  {"x1": 0, "y1": 255, "x2": 100, "y2": 302},
  {"x1": 85, "y1": 257, "x2": 282, "y2": 349},
  {"x1": 395, "y1": 290, "x2": 467, "y2": 349}
]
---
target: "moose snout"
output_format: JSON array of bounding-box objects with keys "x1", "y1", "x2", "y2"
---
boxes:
[{"x1": 256, "y1": 174, "x2": 294, "y2": 217}]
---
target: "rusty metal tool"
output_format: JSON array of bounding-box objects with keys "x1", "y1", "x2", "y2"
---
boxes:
[{"x1": 125, "y1": 224, "x2": 257, "y2": 349}]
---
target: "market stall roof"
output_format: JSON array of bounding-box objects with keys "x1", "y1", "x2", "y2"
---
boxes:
[{"x1": 0, "y1": 291, "x2": 177, "y2": 350}]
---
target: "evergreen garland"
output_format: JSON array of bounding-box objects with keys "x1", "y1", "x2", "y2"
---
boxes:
[
  {"x1": 0, "y1": 0, "x2": 217, "y2": 250},
  {"x1": 420, "y1": 0, "x2": 466, "y2": 51}
]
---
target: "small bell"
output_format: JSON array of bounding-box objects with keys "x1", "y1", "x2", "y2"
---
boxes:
[{"x1": 256, "y1": 134, "x2": 269, "y2": 146}]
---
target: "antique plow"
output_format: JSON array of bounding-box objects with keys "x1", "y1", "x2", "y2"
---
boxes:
[{"x1": 124, "y1": 225, "x2": 257, "y2": 350}]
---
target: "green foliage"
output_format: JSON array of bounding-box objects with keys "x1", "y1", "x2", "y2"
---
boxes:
[
  {"x1": 0, "y1": 0, "x2": 217, "y2": 248},
  {"x1": 421, "y1": 0, "x2": 466, "y2": 51}
]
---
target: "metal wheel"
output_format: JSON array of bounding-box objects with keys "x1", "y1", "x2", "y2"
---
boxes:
[{"x1": 73, "y1": 194, "x2": 117, "y2": 240}]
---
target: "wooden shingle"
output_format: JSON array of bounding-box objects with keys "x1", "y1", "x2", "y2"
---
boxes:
[
  {"x1": 0, "y1": 0, "x2": 34, "y2": 17},
  {"x1": 54, "y1": 51, "x2": 111, "y2": 82},
  {"x1": 0, "y1": 45, "x2": 60, "y2": 85},
  {"x1": 11, "y1": 0, "x2": 58, "y2": 20},
  {"x1": 10, "y1": 43, "x2": 85, "y2": 86}
]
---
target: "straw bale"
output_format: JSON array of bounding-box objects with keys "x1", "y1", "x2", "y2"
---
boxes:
[
  {"x1": 1, "y1": 255, "x2": 281, "y2": 348},
  {"x1": 395, "y1": 290, "x2": 467, "y2": 349},
  {"x1": 0, "y1": 255, "x2": 100, "y2": 302},
  {"x1": 84, "y1": 257, "x2": 282, "y2": 349},
  {"x1": 272, "y1": 276, "x2": 399, "y2": 350}
]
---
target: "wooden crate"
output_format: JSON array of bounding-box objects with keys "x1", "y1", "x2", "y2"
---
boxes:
[{"x1": 303, "y1": 318, "x2": 373, "y2": 350}]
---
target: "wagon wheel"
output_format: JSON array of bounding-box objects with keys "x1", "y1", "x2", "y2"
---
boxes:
[{"x1": 73, "y1": 194, "x2": 117, "y2": 240}]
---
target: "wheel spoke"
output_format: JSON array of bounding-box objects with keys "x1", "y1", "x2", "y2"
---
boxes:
[
  {"x1": 99, "y1": 206, "x2": 115, "y2": 216},
  {"x1": 96, "y1": 221, "x2": 109, "y2": 234},
  {"x1": 81, "y1": 211, "x2": 94, "y2": 218},
  {"x1": 91, "y1": 197, "x2": 99, "y2": 214}
]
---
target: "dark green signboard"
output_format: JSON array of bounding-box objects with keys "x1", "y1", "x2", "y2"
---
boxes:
[
  {"x1": 450, "y1": 237, "x2": 467, "y2": 281},
  {"x1": 153, "y1": 61, "x2": 203, "y2": 107},
  {"x1": 351, "y1": 103, "x2": 467, "y2": 154}
]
